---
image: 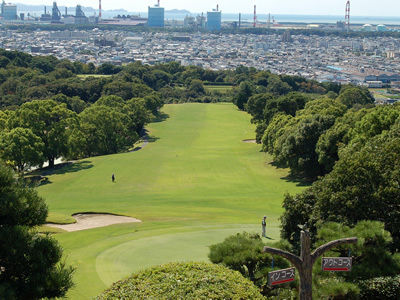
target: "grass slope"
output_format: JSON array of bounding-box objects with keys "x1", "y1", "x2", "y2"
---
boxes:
[{"x1": 38, "y1": 103, "x2": 306, "y2": 299}]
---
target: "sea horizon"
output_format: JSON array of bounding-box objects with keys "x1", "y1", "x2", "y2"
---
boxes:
[{"x1": 19, "y1": 10, "x2": 400, "y2": 26}]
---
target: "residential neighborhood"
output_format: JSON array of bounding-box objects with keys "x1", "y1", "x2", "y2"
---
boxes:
[{"x1": 2, "y1": 28, "x2": 400, "y2": 88}]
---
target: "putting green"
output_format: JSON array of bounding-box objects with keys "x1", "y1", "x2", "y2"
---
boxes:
[{"x1": 38, "y1": 103, "x2": 306, "y2": 299}]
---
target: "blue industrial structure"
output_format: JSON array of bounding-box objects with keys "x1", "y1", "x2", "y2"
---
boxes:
[
  {"x1": 148, "y1": 6, "x2": 164, "y2": 27},
  {"x1": 2, "y1": 1, "x2": 17, "y2": 20},
  {"x1": 207, "y1": 11, "x2": 221, "y2": 31}
]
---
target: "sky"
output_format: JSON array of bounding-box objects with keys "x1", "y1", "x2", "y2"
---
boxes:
[{"x1": 17, "y1": 0, "x2": 400, "y2": 17}]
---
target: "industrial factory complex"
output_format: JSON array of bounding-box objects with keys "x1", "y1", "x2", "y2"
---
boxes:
[
  {"x1": 0, "y1": 0, "x2": 392, "y2": 32},
  {"x1": 1, "y1": 1, "x2": 224, "y2": 29}
]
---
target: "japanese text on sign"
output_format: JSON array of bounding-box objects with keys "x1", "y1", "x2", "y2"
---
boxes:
[
  {"x1": 268, "y1": 267, "x2": 296, "y2": 286},
  {"x1": 322, "y1": 257, "x2": 352, "y2": 271}
]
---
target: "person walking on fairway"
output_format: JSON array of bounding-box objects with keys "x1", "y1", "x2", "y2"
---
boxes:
[
  {"x1": 112, "y1": 173, "x2": 115, "y2": 182},
  {"x1": 261, "y1": 216, "x2": 267, "y2": 237}
]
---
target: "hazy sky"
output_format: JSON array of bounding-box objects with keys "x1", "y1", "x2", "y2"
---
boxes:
[{"x1": 19, "y1": 0, "x2": 400, "y2": 16}]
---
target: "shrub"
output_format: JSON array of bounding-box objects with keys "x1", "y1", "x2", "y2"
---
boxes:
[
  {"x1": 96, "y1": 261, "x2": 265, "y2": 299},
  {"x1": 358, "y1": 275, "x2": 400, "y2": 300}
]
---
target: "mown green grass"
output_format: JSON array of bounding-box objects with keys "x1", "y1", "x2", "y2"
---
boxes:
[
  {"x1": 38, "y1": 103, "x2": 306, "y2": 299},
  {"x1": 77, "y1": 74, "x2": 113, "y2": 79},
  {"x1": 204, "y1": 85, "x2": 233, "y2": 93}
]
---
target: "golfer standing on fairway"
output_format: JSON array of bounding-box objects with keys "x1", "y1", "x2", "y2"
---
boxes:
[{"x1": 261, "y1": 215, "x2": 267, "y2": 237}]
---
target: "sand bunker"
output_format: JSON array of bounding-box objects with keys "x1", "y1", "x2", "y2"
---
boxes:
[
  {"x1": 242, "y1": 139, "x2": 257, "y2": 143},
  {"x1": 46, "y1": 213, "x2": 142, "y2": 232}
]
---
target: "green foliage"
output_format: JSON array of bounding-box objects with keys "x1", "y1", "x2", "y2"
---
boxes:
[
  {"x1": 12, "y1": 100, "x2": 78, "y2": 167},
  {"x1": 358, "y1": 275, "x2": 400, "y2": 300},
  {"x1": 274, "y1": 114, "x2": 337, "y2": 177},
  {"x1": 313, "y1": 277, "x2": 359, "y2": 300},
  {"x1": 337, "y1": 87, "x2": 373, "y2": 108},
  {"x1": 310, "y1": 222, "x2": 400, "y2": 299},
  {"x1": 0, "y1": 163, "x2": 74, "y2": 299},
  {"x1": 209, "y1": 232, "x2": 293, "y2": 295},
  {"x1": 348, "y1": 103, "x2": 400, "y2": 144},
  {"x1": 315, "y1": 222, "x2": 400, "y2": 281},
  {"x1": 246, "y1": 93, "x2": 275, "y2": 123},
  {"x1": 0, "y1": 127, "x2": 44, "y2": 172},
  {"x1": 265, "y1": 75, "x2": 293, "y2": 96},
  {"x1": 187, "y1": 79, "x2": 206, "y2": 98},
  {"x1": 96, "y1": 262, "x2": 265, "y2": 300},
  {"x1": 209, "y1": 232, "x2": 270, "y2": 282},
  {"x1": 52, "y1": 93, "x2": 88, "y2": 114},
  {"x1": 233, "y1": 81, "x2": 253, "y2": 110},
  {"x1": 316, "y1": 108, "x2": 369, "y2": 172},
  {"x1": 281, "y1": 119, "x2": 400, "y2": 250},
  {"x1": 78, "y1": 105, "x2": 136, "y2": 156}
]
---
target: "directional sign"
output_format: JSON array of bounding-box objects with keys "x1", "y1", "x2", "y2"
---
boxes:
[
  {"x1": 268, "y1": 267, "x2": 295, "y2": 286},
  {"x1": 322, "y1": 257, "x2": 352, "y2": 271}
]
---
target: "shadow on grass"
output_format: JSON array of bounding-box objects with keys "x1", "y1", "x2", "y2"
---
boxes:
[
  {"x1": 268, "y1": 161, "x2": 288, "y2": 169},
  {"x1": 38, "y1": 177, "x2": 53, "y2": 186},
  {"x1": 153, "y1": 111, "x2": 169, "y2": 123},
  {"x1": 26, "y1": 161, "x2": 93, "y2": 186},
  {"x1": 268, "y1": 161, "x2": 313, "y2": 187},
  {"x1": 131, "y1": 129, "x2": 160, "y2": 152},
  {"x1": 24, "y1": 175, "x2": 53, "y2": 187},
  {"x1": 27, "y1": 161, "x2": 94, "y2": 178},
  {"x1": 45, "y1": 160, "x2": 93, "y2": 176},
  {"x1": 280, "y1": 175, "x2": 313, "y2": 187}
]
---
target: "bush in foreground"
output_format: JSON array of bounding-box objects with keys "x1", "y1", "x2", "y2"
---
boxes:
[
  {"x1": 96, "y1": 261, "x2": 265, "y2": 299},
  {"x1": 359, "y1": 275, "x2": 400, "y2": 300}
]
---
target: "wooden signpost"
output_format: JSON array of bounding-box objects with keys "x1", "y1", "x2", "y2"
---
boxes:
[
  {"x1": 268, "y1": 267, "x2": 296, "y2": 286},
  {"x1": 263, "y1": 230, "x2": 357, "y2": 300},
  {"x1": 322, "y1": 257, "x2": 352, "y2": 271}
]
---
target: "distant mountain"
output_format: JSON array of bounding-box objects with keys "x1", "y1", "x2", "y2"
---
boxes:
[
  {"x1": 166, "y1": 9, "x2": 191, "y2": 14},
  {"x1": 107, "y1": 9, "x2": 128, "y2": 13}
]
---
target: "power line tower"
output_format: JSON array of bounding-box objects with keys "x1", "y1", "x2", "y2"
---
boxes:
[{"x1": 345, "y1": 0, "x2": 350, "y2": 32}]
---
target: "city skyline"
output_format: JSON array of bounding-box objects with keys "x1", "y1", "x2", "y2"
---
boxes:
[{"x1": 16, "y1": 0, "x2": 400, "y2": 17}]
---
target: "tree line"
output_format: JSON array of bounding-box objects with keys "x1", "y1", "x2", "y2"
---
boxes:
[
  {"x1": 224, "y1": 65, "x2": 400, "y2": 298},
  {"x1": 7, "y1": 23, "x2": 400, "y2": 39}
]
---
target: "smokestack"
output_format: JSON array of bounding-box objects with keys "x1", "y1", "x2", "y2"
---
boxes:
[
  {"x1": 217, "y1": 4, "x2": 219, "y2": 11},
  {"x1": 99, "y1": 0, "x2": 101, "y2": 19},
  {"x1": 44, "y1": 6, "x2": 46, "y2": 15},
  {"x1": 158, "y1": 0, "x2": 160, "y2": 7},
  {"x1": 345, "y1": 0, "x2": 350, "y2": 32},
  {"x1": 254, "y1": 5, "x2": 256, "y2": 28},
  {"x1": 65, "y1": 7, "x2": 67, "y2": 16},
  {"x1": 239, "y1": 13, "x2": 241, "y2": 28}
]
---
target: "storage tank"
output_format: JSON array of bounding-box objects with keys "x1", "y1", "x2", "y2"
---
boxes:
[
  {"x1": 376, "y1": 24, "x2": 387, "y2": 32},
  {"x1": 363, "y1": 24, "x2": 373, "y2": 31}
]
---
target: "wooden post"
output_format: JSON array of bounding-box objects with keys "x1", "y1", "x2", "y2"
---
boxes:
[{"x1": 263, "y1": 230, "x2": 357, "y2": 300}]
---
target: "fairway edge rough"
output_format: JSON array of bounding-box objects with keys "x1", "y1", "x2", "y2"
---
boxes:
[{"x1": 46, "y1": 213, "x2": 141, "y2": 232}]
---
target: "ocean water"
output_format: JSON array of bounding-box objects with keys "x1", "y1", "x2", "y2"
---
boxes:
[{"x1": 165, "y1": 13, "x2": 400, "y2": 25}]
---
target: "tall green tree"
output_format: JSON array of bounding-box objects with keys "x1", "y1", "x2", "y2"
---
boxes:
[
  {"x1": 0, "y1": 163, "x2": 74, "y2": 299},
  {"x1": 78, "y1": 105, "x2": 135, "y2": 156},
  {"x1": 312, "y1": 221, "x2": 400, "y2": 299},
  {"x1": 12, "y1": 100, "x2": 77, "y2": 167},
  {"x1": 281, "y1": 119, "x2": 400, "y2": 250},
  {"x1": 245, "y1": 93, "x2": 274, "y2": 124},
  {"x1": 316, "y1": 108, "x2": 369, "y2": 172},
  {"x1": 337, "y1": 87, "x2": 373, "y2": 108},
  {"x1": 233, "y1": 81, "x2": 253, "y2": 110},
  {"x1": 0, "y1": 127, "x2": 44, "y2": 172}
]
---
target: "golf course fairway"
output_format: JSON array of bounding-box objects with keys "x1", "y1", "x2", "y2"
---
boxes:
[{"x1": 37, "y1": 103, "x2": 306, "y2": 299}]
